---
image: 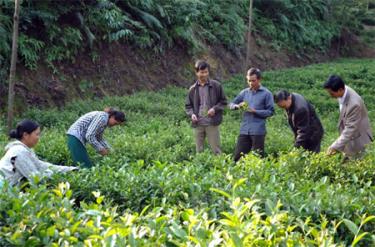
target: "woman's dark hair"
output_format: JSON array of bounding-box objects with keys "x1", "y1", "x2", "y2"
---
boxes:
[
  {"x1": 323, "y1": 75, "x2": 345, "y2": 92},
  {"x1": 104, "y1": 107, "x2": 126, "y2": 122},
  {"x1": 9, "y1": 119, "x2": 40, "y2": 140},
  {"x1": 248, "y1": 68, "x2": 262, "y2": 79},
  {"x1": 194, "y1": 60, "x2": 210, "y2": 72},
  {"x1": 274, "y1": 90, "x2": 291, "y2": 103}
]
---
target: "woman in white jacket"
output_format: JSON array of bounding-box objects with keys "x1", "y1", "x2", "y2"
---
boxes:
[{"x1": 0, "y1": 120, "x2": 77, "y2": 188}]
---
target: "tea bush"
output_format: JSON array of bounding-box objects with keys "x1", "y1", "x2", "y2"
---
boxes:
[{"x1": 0, "y1": 59, "x2": 374, "y2": 245}]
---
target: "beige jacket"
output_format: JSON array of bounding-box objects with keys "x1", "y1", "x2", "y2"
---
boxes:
[{"x1": 330, "y1": 86, "x2": 373, "y2": 156}]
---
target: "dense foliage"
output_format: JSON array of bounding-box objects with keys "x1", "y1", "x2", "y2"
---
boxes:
[
  {"x1": 0, "y1": 59, "x2": 374, "y2": 246},
  {"x1": 1, "y1": 0, "x2": 375, "y2": 78}
]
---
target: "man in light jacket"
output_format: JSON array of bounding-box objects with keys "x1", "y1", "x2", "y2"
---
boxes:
[{"x1": 324, "y1": 75, "x2": 373, "y2": 158}]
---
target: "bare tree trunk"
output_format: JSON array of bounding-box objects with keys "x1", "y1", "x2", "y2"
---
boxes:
[
  {"x1": 7, "y1": 0, "x2": 21, "y2": 130},
  {"x1": 244, "y1": 0, "x2": 254, "y2": 73}
]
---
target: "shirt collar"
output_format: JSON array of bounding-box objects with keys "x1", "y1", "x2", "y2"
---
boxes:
[
  {"x1": 338, "y1": 86, "x2": 348, "y2": 105},
  {"x1": 249, "y1": 85, "x2": 264, "y2": 92},
  {"x1": 288, "y1": 93, "x2": 296, "y2": 113},
  {"x1": 5, "y1": 140, "x2": 33, "y2": 153},
  {"x1": 104, "y1": 112, "x2": 110, "y2": 125},
  {"x1": 196, "y1": 79, "x2": 211, "y2": 87}
]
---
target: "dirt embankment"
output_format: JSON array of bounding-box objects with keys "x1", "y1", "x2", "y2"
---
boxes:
[{"x1": 2, "y1": 34, "x2": 374, "y2": 112}]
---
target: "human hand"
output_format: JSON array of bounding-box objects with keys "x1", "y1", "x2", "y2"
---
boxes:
[
  {"x1": 326, "y1": 147, "x2": 337, "y2": 156},
  {"x1": 191, "y1": 114, "x2": 198, "y2": 123},
  {"x1": 247, "y1": 107, "x2": 256, "y2": 113},
  {"x1": 99, "y1": 149, "x2": 109, "y2": 156},
  {"x1": 239, "y1": 102, "x2": 247, "y2": 108},
  {"x1": 207, "y1": 108, "x2": 215, "y2": 117}
]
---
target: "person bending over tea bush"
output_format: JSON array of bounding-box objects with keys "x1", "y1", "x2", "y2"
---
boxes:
[
  {"x1": 274, "y1": 90, "x2": 324, "y2": 152},
  {"x1": 66, "y1": 107, "x2": 126, "y2": 168},
  {"x1": 0, "y1": 120, "x2": 77, "y2": 188}
]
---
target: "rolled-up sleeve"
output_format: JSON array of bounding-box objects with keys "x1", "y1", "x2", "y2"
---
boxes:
[
  {"x1": 229, "y1": 91, "x2": 245, "y2": 110},
  {"x1": 85, "y1": 115, "x2": 108, "y2": 152}
]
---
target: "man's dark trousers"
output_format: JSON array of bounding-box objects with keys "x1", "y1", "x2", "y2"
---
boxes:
[{"x1": 234, "y1": 134, "x2": 265, "y2": 162}]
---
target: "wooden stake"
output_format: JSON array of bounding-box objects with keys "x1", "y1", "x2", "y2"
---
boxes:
[
  {"x1": 245, "y1": 0, "x2": 254, "y2": 74},
  {"x1": 7, "y1": 0, "x2": 21, "y2": 130}
]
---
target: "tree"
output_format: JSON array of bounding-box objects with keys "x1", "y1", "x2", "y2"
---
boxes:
[
  {"x1": 244, "y1": 0, "x2": 253, "y2": 72},
  {"x1": 7, "y1": 0, "x2": 21, "y2": 130}
]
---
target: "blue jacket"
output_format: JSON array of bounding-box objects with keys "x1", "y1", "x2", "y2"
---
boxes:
[{"x1": 230, "y1": 86, "x2": 274, "y2": 135}]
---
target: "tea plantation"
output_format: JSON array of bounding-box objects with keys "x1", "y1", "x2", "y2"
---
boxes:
[{"x1": 0, "y1": 59, "x2": 374, "y2": 246}]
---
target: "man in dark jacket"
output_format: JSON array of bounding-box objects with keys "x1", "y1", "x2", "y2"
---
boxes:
[
  {"x1": 185, "y1": 60, "x2": 227, "y2": 154},
  {"x1": 274, "y1": 90, "x2": 324, "y2": 152}
]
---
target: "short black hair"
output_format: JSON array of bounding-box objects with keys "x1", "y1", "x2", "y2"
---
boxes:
[
  {"x1": 194, "y1": 60, "x2": 210, "y2": 72},
  {"x1": 247, "y1": 68, "x2": 262, "y2": 79},
  {"x1": 9, "y1": 119, "x2": 40, "y2": 140},
  {"x1": 274, "y1": 90, "x2": 291, "y2": 103},
  {"x1": 323, "y1": 75, "x2": 345, "y2": 92}
]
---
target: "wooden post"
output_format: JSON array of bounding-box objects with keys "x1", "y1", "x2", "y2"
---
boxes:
[
  {"x1": 244, "y1": 0, "x2": 254, "y2": 73},
  {"x1": 7, "y1": 0, "x2": 21, "y2": 130}
]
